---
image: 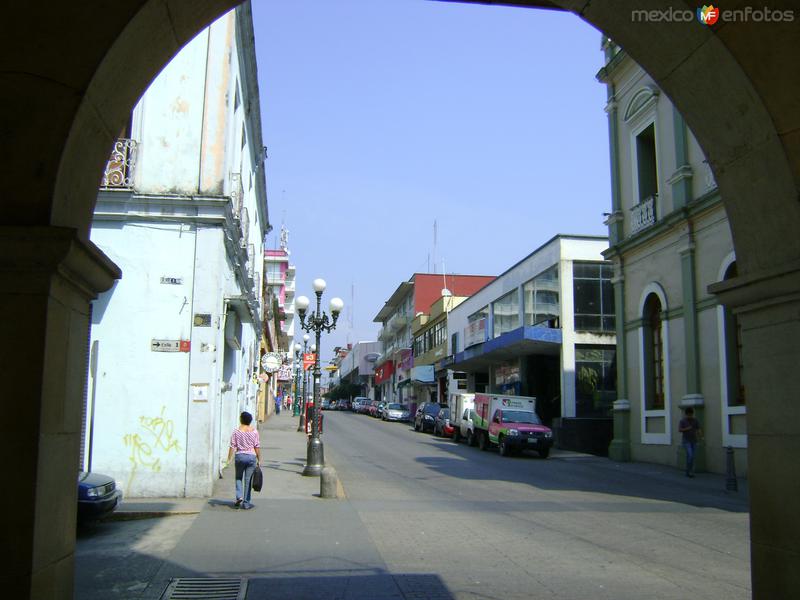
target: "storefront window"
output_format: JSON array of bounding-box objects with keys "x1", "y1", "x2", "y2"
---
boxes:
[
  {"x1": 492, "y1": 290, "x2": 519, "y2": 338},
  {"x1": 575, "y1": 346, "x2": 617, "y2": 417},
  {"x1": 524, "y1": 266, "x2": 560, "y2": 327},
  {"x1": 573, "y1": 262, "x2": 615, "y2": 332}
]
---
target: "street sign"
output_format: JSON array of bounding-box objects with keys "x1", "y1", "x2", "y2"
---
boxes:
[
  {"x1": 303, "y1": 353, "x2": 316, "y2": 370},
  {"x1": 151, "y1": 339, "x2": 190, "y2": 352},
  {"x1": 152, "y1": 339, "x2": 179, "y2": 352},
  {"x1": 261, "y1": 352, "x2": 282, "y2": 373}
]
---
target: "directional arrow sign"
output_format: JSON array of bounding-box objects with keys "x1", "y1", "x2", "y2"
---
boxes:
[{"x1": 151, "y1": 339, "x2": 181, "y2": 352}]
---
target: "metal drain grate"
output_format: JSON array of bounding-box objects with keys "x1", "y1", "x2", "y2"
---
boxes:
[{"x1": 160, "y1": 577, "x2": 248, "y2": 600}]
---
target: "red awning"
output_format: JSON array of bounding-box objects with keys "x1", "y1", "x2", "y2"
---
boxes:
[{"x1": 374, "y1": 360, "x2": 395, "y2": 384}]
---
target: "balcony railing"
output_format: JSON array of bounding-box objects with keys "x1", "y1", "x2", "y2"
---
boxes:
[
  {"x1": 101, "y1": 138, "x2": 137, "y2": 188},
  {"x1": 630, "y1": 195, "x2": 656, "y2": 235}
]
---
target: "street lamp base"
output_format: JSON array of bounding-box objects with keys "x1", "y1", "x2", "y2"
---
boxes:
[{"x1": 302, "y1": 436, "x2": 325, "y2": 476}]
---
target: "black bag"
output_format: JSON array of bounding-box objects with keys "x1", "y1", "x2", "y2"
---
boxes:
[{"x1": 251, "y1": 465, "x2": 263, "y2": 492}]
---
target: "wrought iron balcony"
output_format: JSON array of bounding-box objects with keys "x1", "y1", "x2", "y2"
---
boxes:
[
  {"x1": 630, "y1": 195, "x2": 657, "y2": 235},
  {"x1": 101, "y1": 138, "x2": 137, "y2": 188}
]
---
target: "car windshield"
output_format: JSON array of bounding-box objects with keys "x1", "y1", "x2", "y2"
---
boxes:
[
  {"x1": 501, "y1": 410, "x2": 541, "y2": 424},
  {"x1": 439, "y1": 409, "x2": 450, "y2": 418},
  {"x1": 388, "y1": 403, "x2": 403, "y2": 410},
  {"x1": 424, "y1": 404, "x2": 441, "y2": 415}
]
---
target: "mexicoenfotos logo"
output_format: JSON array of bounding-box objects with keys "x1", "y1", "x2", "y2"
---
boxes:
[
  {"x1": 632, "y1": 5, "x2": 795, "y2": 23},
  {"x1": 697, "y1": 5, "x2": 720, "y2": 25}
]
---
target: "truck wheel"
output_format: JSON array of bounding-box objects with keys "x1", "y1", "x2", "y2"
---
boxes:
[
  {"x1": 499, "y1": 437, "x2": 510, "y2": 457},
  {"x1": 466, "y1": 430, "x2": 475, "y2": 447},
  {"x1": 479, "y1": 432, "x2": 489, "y2": 451},
  {"x1": 538, "y1": 448, "x2": 550, "y2": 459}
]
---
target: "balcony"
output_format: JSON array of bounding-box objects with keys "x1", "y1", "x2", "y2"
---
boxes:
[
  {"x1": 100, "y1": 138, "x2": 137, "y2": 188},
  {"x1": 389, "y1": 313, "x2": 408, "y2": 331},
  {"x1": 630, "y1": 195, "x2": 656, "y2": 235}
]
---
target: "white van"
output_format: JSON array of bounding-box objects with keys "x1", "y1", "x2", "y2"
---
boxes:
[{"x1": 450, "y1": 393, "x2": 476, "y2": 444}]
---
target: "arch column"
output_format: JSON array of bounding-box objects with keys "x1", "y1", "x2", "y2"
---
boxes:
[
  {"x1": 710, "y1": 263, "x2": 800, "y2": 598},
  {"x1": 0, "y1": 226, "x2": 120, "y2": 599}
]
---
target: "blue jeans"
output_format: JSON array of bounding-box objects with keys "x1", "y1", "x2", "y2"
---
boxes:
[
  {"x1": 234, "y1": 453, "x2": 257, "y2": 502},
  {"x1": 683, "y1": 441, "x2": 696, "y2": 475}
]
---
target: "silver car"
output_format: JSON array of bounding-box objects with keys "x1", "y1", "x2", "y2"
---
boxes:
[{"x1": 382, "y1": 402, "x2": 410, "y2": 422}]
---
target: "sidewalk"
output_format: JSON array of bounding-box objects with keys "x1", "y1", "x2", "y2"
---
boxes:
[{"x1": 135, "y1": 412, "x2": 403, "y2": 600}]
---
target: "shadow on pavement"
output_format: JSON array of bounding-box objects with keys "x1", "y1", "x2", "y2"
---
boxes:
[{"x1": 413, "y1": 437, "x2": 749, "y2": 513}]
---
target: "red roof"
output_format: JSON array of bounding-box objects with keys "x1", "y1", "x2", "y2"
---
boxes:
[{"x1": 412, "y1": 273, "x2": 495, "y2": 313}]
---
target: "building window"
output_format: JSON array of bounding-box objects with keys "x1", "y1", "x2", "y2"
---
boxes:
[
  {"x1": 575, "y1": 346, "x2": 617, "y2": 417},
  {"x1": 469, "y1": 306, "x2": 488, "y2": 323},
  {"x1": 573, "y1": 262, "x2": 615, "y2": 332},
  {"x1": 642, "y1": 293, "x2": 664, "y2": 410},
  {"x1": 722, "y1": 262, "x2": 745, "y2": 406},
  {"x1": 492, "y1": 290, "x2": 519, "y2": 338},
  {"x1": 636, "y1": 123, "x2": 658, "y2": 202},
  {"x1": 524, "y1": 265, "x2": 560, "y2": 327}
]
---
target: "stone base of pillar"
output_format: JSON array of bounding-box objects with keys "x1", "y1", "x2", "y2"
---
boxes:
[{"x1": 608, "y1": 399, "x2": 631, "y2": 462}]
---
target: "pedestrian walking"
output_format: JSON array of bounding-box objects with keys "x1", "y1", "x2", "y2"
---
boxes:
[
  {"x1": 226, "y1": 411, "x2": 261, "y2": 509},
  {"x1": 275, "y1": 394, "x2": 281, "y2": 415},
  {"x1": 678, "y1": 407, "x2": 702, "y2": 478}
]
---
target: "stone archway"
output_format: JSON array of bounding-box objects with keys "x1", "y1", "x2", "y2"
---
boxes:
[{"x1": 1, "y1": 1, "x2": 797, "y2": 597}]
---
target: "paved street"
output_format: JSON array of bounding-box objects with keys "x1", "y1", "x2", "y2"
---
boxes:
[{"x1": 76, "y1": 412, "x2": 750, "y2": 599}]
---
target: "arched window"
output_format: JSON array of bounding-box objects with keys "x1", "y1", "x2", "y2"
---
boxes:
[
  {"x1": 722, "y1": 262, "x2": 745, "y2": 406},
  {"x1": 643, "y1": 293, "x2": 664, "y2": 410}
]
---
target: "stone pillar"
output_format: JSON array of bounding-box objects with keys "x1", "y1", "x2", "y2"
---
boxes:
[
  {"x1": 607, "y1": 258, "x2": 631, "y2": 461},
  {"x1": 0, "y1": 227, "x2": 120, "y2": 599},
  {"x1": 709, "y1": 263, "x2": 800, "y2": 599}
]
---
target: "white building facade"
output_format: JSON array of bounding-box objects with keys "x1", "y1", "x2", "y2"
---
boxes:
[
  {"x1": 448, "y1": 235, "x2": 617, "y2": 454},
  {"x1": 84, "y1": 4, "x2": 270, "y2": 497}
]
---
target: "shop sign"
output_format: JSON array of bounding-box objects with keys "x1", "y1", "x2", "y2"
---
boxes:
[
  {"x1": 464, "y1": 318, "x2": 486, "y2": 348},
  {"x1": 374, "y1": 360, "x2": 395, "y2": 384},
  {"x1": 277, "y1": 365, "x2": 293, "y2": 381},
  {"x1": 398, "y1": 348, "x2": 414, "y2": 371},
  {"x1": 411, "y1": 365, "x2": 435, "y2": 384}
]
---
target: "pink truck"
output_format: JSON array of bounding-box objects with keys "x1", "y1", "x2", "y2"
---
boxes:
[{"x1": 473, "y1": 393, "x2": 554, "y2": 458}]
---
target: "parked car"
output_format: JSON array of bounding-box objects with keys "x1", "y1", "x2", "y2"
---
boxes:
[
  {"x1": 321, "y1": 398, "x2": 332, "y2": 410},
  {"x1": 353, "y1": 397, "x2": 370, "y2": 413},
  {"x1": 337, "y1": 398, "x2": 351, "y2": 411},
  {"x1": 382, "y1": 403, "x2": 410, "y2": 422},
  {"x1": 368, "y1": 400, "x2": 382, "y2": 418},
  {"x1": 433, "y1": 407, "x2": 455, "y2": 437},
  {"x1": 78, "y1": 471, "x2": 123, "y2": 522},
  {"x1": 414, "y1": 402, "x2": 441, "y2": 433}
]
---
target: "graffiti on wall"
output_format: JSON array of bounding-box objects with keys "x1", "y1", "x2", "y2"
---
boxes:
[{"x1": 123, "y1": 405, "x2": 181, "y2": 492}]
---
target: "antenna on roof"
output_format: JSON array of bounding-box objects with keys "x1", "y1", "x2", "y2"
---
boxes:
[{"x1": 432, "y1": 219, "x2": 438, "y2": 274}]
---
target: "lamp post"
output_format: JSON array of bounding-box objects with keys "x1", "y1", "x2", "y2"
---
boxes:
[
  {"x1": 296, "y1": 334, "x2": 310, "y2": 431},
  {"x1": 292, "y1": 344, "x2": 302, "y2": 417},
  {"x1": 296, "y1": 279, "x2": 343, "y2": 476}
]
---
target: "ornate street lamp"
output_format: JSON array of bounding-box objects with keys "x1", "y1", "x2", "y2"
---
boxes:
[
  {"x1": 296, "y1": 279, "x2": 343, "y2": 476},
  {"x1": 292, "y1": 343, "x2": 302, "y2": 417},
  {"x1": 296, "y1": 334, "x2": 310, "y2": 431}
]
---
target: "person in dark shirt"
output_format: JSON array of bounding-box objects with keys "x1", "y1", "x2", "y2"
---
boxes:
[{"x1": 678, "y1": 407, "x2": 702, "y2": 478}]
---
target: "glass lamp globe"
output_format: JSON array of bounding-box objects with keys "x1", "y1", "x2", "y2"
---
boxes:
[
  {"x1": 329, "y1": 297, "x2": 344, "y2": 314},
  {"x1": 312, "y1": 278, "x2": 326, "y2": 293}
]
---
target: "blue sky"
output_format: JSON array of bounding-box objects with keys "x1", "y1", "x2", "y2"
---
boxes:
[{"x1": 252, "y1": 0, "x2": 610, "y2": 361}]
